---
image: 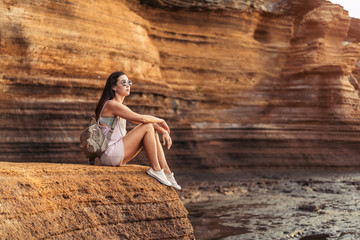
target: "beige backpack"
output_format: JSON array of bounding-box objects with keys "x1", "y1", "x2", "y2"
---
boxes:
[{"x1": 79, "y1": 101, "x2": 118, "y2": 164}]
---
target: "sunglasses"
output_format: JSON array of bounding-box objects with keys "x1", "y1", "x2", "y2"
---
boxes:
[{"x1": 120, "y1": 79, "x2": 132, "y2": 87}]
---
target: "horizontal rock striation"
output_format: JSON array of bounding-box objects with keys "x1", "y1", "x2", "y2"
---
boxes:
[
  {"x1": 1, "y1": 0, "x2": 360, "y2": 168},
  {"x1": 0, "y1": 162, "x2": 194, "y2": 239}
]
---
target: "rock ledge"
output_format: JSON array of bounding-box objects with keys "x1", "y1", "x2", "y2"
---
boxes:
[{"x1": 0, "y1": 162, "x2": 194, "y2": 239}]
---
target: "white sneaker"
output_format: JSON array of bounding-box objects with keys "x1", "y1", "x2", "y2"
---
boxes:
[
  {"x1": 147, "y1": 168, "x2": 171, "y2": 186},
  {"x1": 166, "y1": 172, "x2": 181, "y2": 190}
]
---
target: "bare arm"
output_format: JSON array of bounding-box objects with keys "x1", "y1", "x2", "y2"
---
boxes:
[
  {"x1": 153, "y1": 123, "x2": 168, "y2": 134},
  {"x1": 153, "y1": 123, "x2": 172, "y2": 149},
  {"x1": 108, "y1": 101, "x2": 170, "y2": 133}
]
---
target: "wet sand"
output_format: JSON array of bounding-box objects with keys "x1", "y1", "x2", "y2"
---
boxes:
[{"x1": 176, "y1": 167, "x2": 360, "y2": 240}]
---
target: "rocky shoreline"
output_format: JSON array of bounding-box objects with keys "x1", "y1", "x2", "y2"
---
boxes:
[{"x1": 177, "y1": 167, "x2": 360, "y2": 239}]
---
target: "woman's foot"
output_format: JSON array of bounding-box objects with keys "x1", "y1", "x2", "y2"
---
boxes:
[
  {"x1": 166, "y1": 172, "x2": 181, "y2": 190},
  {"x1": 147, "y1": 168, "x2": 171, "y2": 186}
]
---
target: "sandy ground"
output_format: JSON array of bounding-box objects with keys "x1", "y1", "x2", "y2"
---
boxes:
[{"x1": 176, "y1": 167, "x2": 360, "y2": 240}]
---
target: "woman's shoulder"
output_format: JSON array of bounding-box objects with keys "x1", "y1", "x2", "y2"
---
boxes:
[
  {"x1": 107, "y1": 100, "x2": 127, "y2": 109},
  {"x1": 107, "y1": 99, "x2": 121, "y2": 106}
]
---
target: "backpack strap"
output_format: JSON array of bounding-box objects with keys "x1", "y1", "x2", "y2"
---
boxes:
[
  {"x1": 98, "y1": 100, "x2": 119, "y2": 152},
  {"x1": 97, "y1": 100, "x2": 110, "y2": 125},
  {"x1": 97, "y1": 100, "x2": 118, "y2": 131},
  {"x1": 99, "y1": 117, "x2": 118, "y2": 152}
]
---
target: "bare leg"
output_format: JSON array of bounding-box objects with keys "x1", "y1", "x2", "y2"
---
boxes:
[
  {"x1": 154, "y1": 132, "x2": 171, "y2": 174},
  {"x1": 121, "y1": 146, "x2": 142, "y2": 166},
  {"x1": 122, "y1": 123, "x2": 161, "y2": 171},
  {"x1": 153, "y1": 132, "x2": 181, "y2": 190}
]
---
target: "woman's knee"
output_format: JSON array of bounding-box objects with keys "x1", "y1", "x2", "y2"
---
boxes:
[{"x1": 140, "y1": 123, "x2": 154, "y2": 132}]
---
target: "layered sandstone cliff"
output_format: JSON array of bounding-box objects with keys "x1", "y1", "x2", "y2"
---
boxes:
[
  {"x1": 0, "y1": 162, "x2": 194, "y2": 239},
  {"x1": 1, "y1": 0, "x2": 360, "y2": 167}
]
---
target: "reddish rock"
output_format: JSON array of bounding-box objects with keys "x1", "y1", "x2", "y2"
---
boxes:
[
  {"x1": 1, "y1": 0, "x2": 360, "y2": 167},
  {"x1": 0, "y1": 163, "x2": 194, "y2": 239}
]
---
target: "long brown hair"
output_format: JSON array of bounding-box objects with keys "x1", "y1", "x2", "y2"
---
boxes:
[{"x1": 95, "y1": 71, "x2": 125, "y2": 120}]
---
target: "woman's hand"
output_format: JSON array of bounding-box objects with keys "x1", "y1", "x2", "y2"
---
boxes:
[
  {"x1": 159, "y1": 120, "x2": 170, "y2": 134},
  {"x1": 162, "y1": 132, "x2": 172, "y2": 150}
]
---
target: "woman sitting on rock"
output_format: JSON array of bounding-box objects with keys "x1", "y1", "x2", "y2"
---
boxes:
[{"x1": 95, "y1": 71, "x2": 181, "y2": 190}]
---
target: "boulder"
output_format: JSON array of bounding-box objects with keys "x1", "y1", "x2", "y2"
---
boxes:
[{"x1": 0, "y1": 162, "x2": 194, "y2": 239}]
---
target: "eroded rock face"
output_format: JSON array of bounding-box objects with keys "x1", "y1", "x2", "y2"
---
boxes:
[
  {"x1": 0, "y1": 163, "x2": 194, "y2": 239},
  {"x1": 1, "y1": 0, "x2": 360, "y2": 167}
]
